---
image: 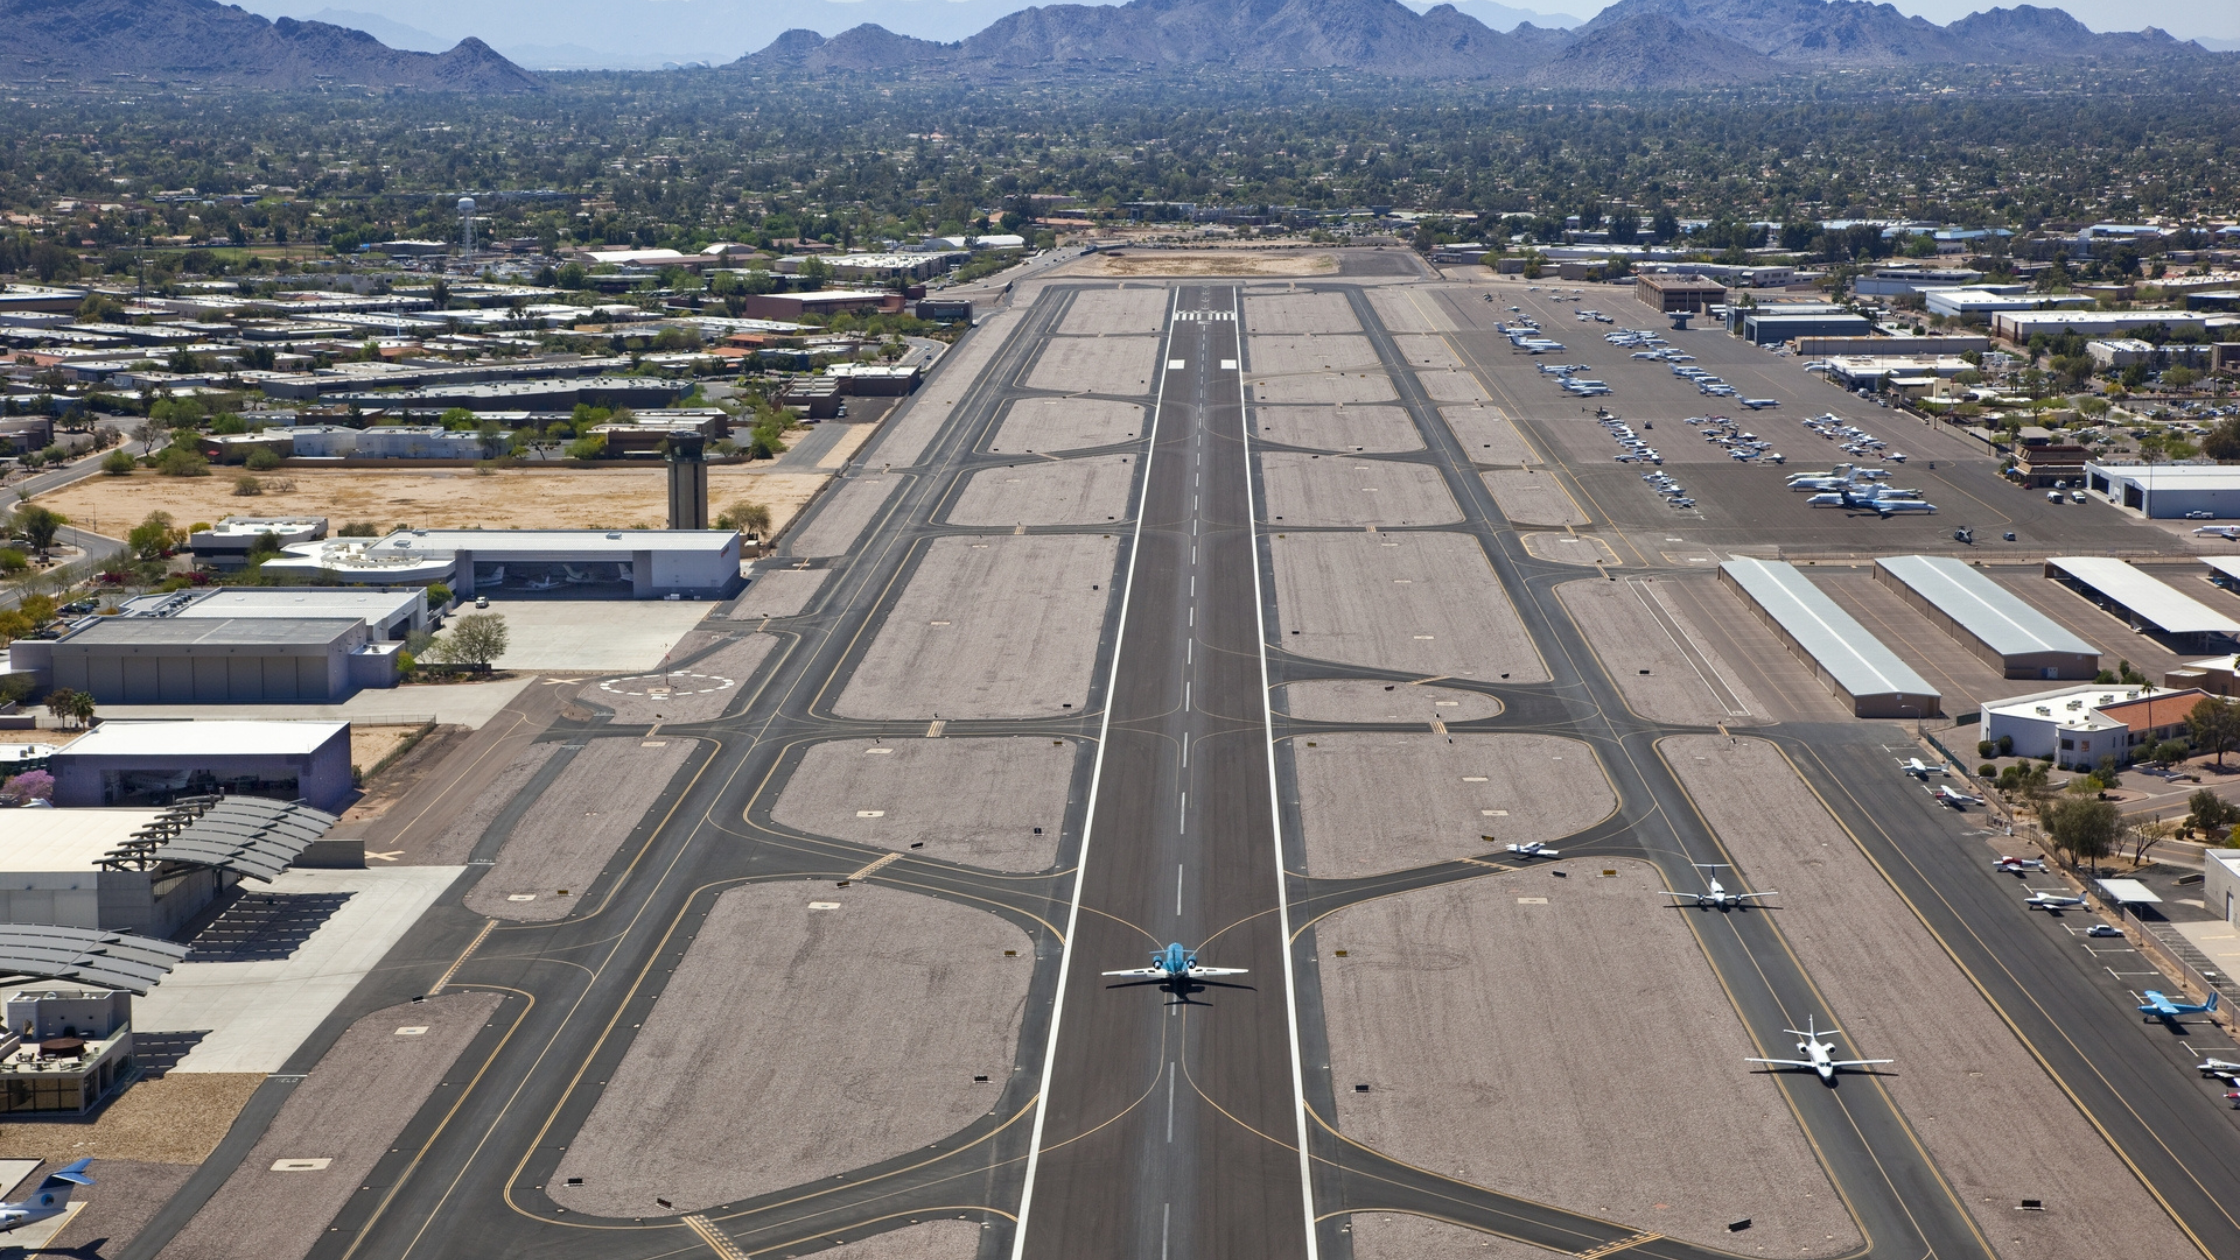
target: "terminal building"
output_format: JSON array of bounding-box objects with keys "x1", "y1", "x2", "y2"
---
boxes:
[
  {"x1": 1873, "y1": 555, "x2": 2099, "y2": 680},
  {"x1": 1719, "y1": 558, "x2": 1941, "y2": 718},
  {"x1": 2043, "y1": 557, "x2": 2240, "y2": 649},
  {"x1": 1980, "y1": 684, "x2": 2207, "y2": 771}
]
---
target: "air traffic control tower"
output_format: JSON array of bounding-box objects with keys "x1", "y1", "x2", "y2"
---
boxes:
[{"x1": 666, "y1": 433, "x2": 709, "y2": 530}]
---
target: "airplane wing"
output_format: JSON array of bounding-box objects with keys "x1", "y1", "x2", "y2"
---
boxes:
[
  {"x1": 1186, "y1": 966, "x2": 1249, "y2": 978},
  {"x1": 1102, "y1": 967, "x2": 1170, "y2": 979},
  {"x1": 1744, "y1": 1058, "x2": 1814, "y2": 1068},
  {"x1": 1732, "y1": 891, "x2": 1779, "y2": 901},
  {"x1": 1829, "y1": 1059, "x2": 1894, "y2": 1069}
]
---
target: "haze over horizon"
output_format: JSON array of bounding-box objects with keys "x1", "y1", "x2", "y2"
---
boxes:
[{"x1": 240, "y1": 0, "x2": 2240, "y2": 69}]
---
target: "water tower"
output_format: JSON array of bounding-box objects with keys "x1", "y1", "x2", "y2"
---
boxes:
[{"x1": 457, "y1": 196, "x2": 476, "y2": 256}]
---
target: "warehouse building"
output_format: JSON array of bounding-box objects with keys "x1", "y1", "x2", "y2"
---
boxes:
[
  {"x1": 1740, "y1": 311, "x2": 1875, "y2": 345},
  {"x1": 1874, "y1": 555, "x2": 2100, "y2": 680},
  {"x1": 2084, "y1": 463, "x2": 2240, "y2": 520},
  {"x1": 49, "y1": 720, "x2": 354, "y2": 812},
  {"x1": 1719, "y1": 559, "x2": 1941, "y2": 718},
  {"x1": 1635, "y1": 273, "x2": 1728, "y2": 314},
  {"x1": 113, "y1": 587, "x2": 429, "y2": 640},
  {"x1": 325, "y1": 376, "x2": 689, "y2": 414},
  {"x1": 740, "y1": 291, "x2": 906, "y2": 321},
  {"x1": 25, "y1": 617, "x2": 401, "y2": 704},
  {"x1": 1980, "y1": 685, "x2": 2207, "y2": 772},
  {"x1": 2043, "y1": 557, "x2": 2240, "y2": 648},
  {"x1": 1991, "y1": 310, "x2": 2211, "y2": 343}
]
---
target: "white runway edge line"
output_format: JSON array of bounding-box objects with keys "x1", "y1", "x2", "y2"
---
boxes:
[
  {"x1": 1237, "y1": 283, "x2": 1323, "y2": 1259},
  {"x1": 1009, "y1": 286, "x2": 1181, "y2": 1259}
]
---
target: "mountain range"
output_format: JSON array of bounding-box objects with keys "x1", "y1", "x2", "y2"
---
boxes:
[
  {"x1": 735, "y1": 0, "x2": 2228, "y2": 84},
  {"x1": 0, "y1": 0, "x2": 541, "y2": 91}
]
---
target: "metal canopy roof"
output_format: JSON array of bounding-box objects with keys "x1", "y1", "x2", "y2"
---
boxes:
[
  {"x1": 2046, "y1": 558, "x2": 2240, "y2": 637},
  {"x1": 0, "y1": 925, "x2": 189, "y2": 994},
  {"x1": 1722, "y1": 558, "x2": 1939, "y2": 702},
  {"x1": 2095, "y1": 878, "x2": 2163, "y2": 905},
  {"x1": 1876, "y1": 555, "x2": 2098, "y2": 658},
  {"x1": 100, "y1": 796, "x2": 338, "y2": 883}
]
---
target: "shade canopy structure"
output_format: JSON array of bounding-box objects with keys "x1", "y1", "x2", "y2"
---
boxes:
[
  {"x1": 99, "y1": 796, "x2": 339, "y2": 883},
  {"x1": 0, "y1": 925, "x2": 189, "y2": 995}
]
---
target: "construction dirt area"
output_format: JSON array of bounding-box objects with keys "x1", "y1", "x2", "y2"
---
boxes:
[{"x1": 35, "y1": 465, "x2": 827, "y2": 536}]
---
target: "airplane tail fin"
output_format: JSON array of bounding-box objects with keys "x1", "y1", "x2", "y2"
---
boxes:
[
  {"x1": 21, "y1": 1158, "x2": 94, "y2": 1208},
  {"x1": 2208, "y1": 993, "x2": 2222, "y2": 1014}
]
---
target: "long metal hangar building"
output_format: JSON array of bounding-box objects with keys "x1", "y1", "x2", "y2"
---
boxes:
[
  {"x1": 1874, "y1": 555, "x2": 2100, "y2": 680},
  {"x1": 2044, "y1": 557, "x2": 2240, "y2": 650},
  {"x1": 1720, "y1": 558, "x2": 1941, "y2": 718}
]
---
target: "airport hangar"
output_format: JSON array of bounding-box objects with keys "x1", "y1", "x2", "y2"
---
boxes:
[
  {"x1": 2043, "y1": 556, "x2": 2240, "y2": 650},
  {"x1": 1719, "y1": 558, "x2": 1942, "y2": 719},
  {"x1": 272, "y1": 528, "x2": 746, "y2": 599},
  {"x1": 1874, "y1": 554, "x2": 2100, "y2": 680},
  {"x1": 2085, "y1": 462, "x2": 2240, "y2": 519}
]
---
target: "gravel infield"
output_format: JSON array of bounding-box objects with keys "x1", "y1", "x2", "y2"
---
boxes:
[
  {"x1": 731, "y1": 568, "x2": 830, "y2": 619},
  {"x1": 1024, "y1": 335, "x2": 1161, "y2": 395},
  {"x1": 1348, "y1": 1212, "x2": 1573, "y2": 1260},
  {"x1": 45, "y1": 1159, "x2": 196, "y2": 1255},
  {"x1": 1259, "y1": 452, "x2": 1462, "y2": 528},
  {"x1": 1556, "y1": 578, "x2": 1763, "y2": 726},
  {"x1": 592, "y1": 635, "x2": 776, "y2": 725},
  {"x1": 834, "y1": 533, "x2": 1119, "y2": 720},
  {"x1": 1440, "y1": 406, "x2": 1539, "y2": 465},
  {"x1": 1251, "y1": 405, "x2": 1423, "y2": 453},
  {"x1": 1278, "y1": 679, "x2": 1501, "y2": 724},
  {"x1": 1661, "y1": 734, "x2": 2199, "y2": 1260},
  {"x1": 786, "y1": 475, "x2": 901, "y2": 558},
  {"x1": 1248, "y1": 371, "x2": 1399, "y2": 406},
  {"x1": 770, "y1": 736, "x2": 1073, "y2": 871},
  {"x1": 1391, "y1": 334, "x2": 1469, "y2": 371},
  {"x1": 1247, "y1": 335, "x2": 1382, "y2": 375},
  {"x1": 1482, "y1": 469, "x2": 1588, "y2": 527},
  {"x1": 1419, "y1": 368, "x2": 1494, "y2": 403},
  {"x1": 1294, "y1": 732, "x2": 1611, "y2": 875},
  {"x1": 159, "y1": 992, "x2": 502, "y2": 1260},
  {"x1": 947, "y1": 455, "x2": 1138, "y2": 527},
  {"x1": 1242, "y1": 292, "x2": 1362, "y2": 335},
  {"x1": 1270, "y1": 531, "x2": 1548, "y2": 682},
  {"x1": 548, "y1": 883, "x2": 1031, "y2": 1215},
  {"x1": 1321, "y1": 868, "x2": 1860, "y2": 1257},
  {"x1": 990, "y1": 398, "x2": 1147, "y2": 453},
  {"x1": 1367, "y1": 288, "x2": 1447, "y2": 333},
  {"x1": 1059, "y1": 287, "x2": 1171, "y2": 335},
  {"x1": 874, "y1": 308, "x2": 1024, "y2": 467},
  {"x1": 413, "y1": 740, "x2": 562, "y2": 867},
  {"x1": 810, "y1": 1220, "x2": 985, "y2": 1259},
  {"x1": 463, "y1": 737, "x2": 699, "y2": 922}
]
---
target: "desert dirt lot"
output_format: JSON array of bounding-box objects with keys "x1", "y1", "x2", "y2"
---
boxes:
[
  {"x1": 36, "y1": 466, "x2": 826, "y2": 537},
  {"x1": 1065, "y1": 251, "x2": 1338, "y2": 278}
]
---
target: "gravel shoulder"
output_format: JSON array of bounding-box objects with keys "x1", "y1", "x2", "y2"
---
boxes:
[
  {"x1": 1661, "y1": 734, "x2": 2199, "y2": 1260},
  {"x1": 1321, "y1": 867, "x2": 1859, "y2": 1257},
  {"x1": 1250, "y1": 405, "x2": 1423, "y2": 453},
  {"x1": 1248, "y1": 372, "x2": 1398, "y2": 406},
  {"x1": 1242, "y1": 292, "x2": 1361, "y2": 335},
  {"x1": 411, "y1": 741, "x2": 560, "y2": 866},
  {"x1": 464, "y1": 737, "x2": 699, "y2": 922},
  {"x1": 1367, "y1": 288, "x2": 1447, "y2": 333},
  {"x1": 1441, "y1": 405, "x2": 1538, "y2": 465},
  {"x1": 1270, "y1": 531, "x2": 1548, "y2": 682},
  {"x1": 812, "y1": 1220, "x2": 985, "y2": 1259},
  {"x1": 1278, "y1": 679, "x2": 1501, "y2": 724},
  {"x1": 771, "y1": 736, "x2": 1074, "y2": 871},
  {"x1": 990, "y1": 398, "x2": 1146, "y2": 453},
  {"x1": 873, "y1": 307, "x2": 1024, "y2": 467},
  {"x1": 1391, "y1": 334, "x2": 1468, "y2": 371},
  {"x1": 731, "y1": 568, "x2": 829, "y2": 619},
  {"x1": 1556, "y1": 578, "x2": 1763, "y2": 726},
  {"x1": 46, "y1": 1159, "x2": 196, "y2": 1255},
  {"x1": 1247, "y1": 334, "x2": 1382, "y2": 375},
  {"x1": 786, "y1": 475, "x2": 901, "y2": 559},
  {"x1": 1259, "y1": 452, "x2": 1461, "y2": 528},
  {"x1": 948, "y1": 455, "x2": 1137, "y2": 527},
  {"x1": 1059, "y1": 287, "x2": 1170, "y2": 335},
  {"x1": 159, "y1": 992, "x2": 501, "y2": 1260},
  {"x1": 1483, "y1": 469, "x2": 1588, "y2": 527},
  {"x1": 1348, "y1": 1212, "x2": 1573, "y2": 1260},
  {"x1": 549, "y1": 883, "x2": 1030, "y2": 1215},
  {"x1": 1294, "y1": 733, "x2": 1611, "y2": 875},
  {"x1": 834, "y1": 534, "x2": 1119, "y2": 720},
  {"x1": 1024, "y1": 335, "x2": 1160, "y2": 395}
]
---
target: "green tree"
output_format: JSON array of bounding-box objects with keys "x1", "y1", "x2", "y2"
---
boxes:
[
  {"x1": 2042, "y1": 795, "x2": 2120, "y2": 868},
  {"x1": 244, "y1": 447, "x2": 282, "y2": 471},
  {"x1": 127, "y1": 510, "x2": 177, "y2": 560},
  {"x1": 13, "y1": 504, "x2": 66, "y2": 554},
  {"x1": 2186, "y1": 696, "x2": 2240, "y2": 768},
  {"x1": 101, "y1": 447, "x2": 136, "y2": 476},
  {"x1": 435, "y1": 612, "x2": 509, "y2": 669},
  {"x1": 157, "y1": 446, "x2": 210, "y2": 477},
  {"x1": 717, "y1": 500, "x2": 773, "y2": 537},
  {"x1": 2188, "y1": 788, "x2": 2237, "y2": 836},
  {"x1": 566, "y1": 432, "x2": 608, "y2": 461}
]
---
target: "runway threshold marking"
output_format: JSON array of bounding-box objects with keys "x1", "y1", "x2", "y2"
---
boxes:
[
  {"x1": 427, "y1": 919, "x2": 497, "y2": 995},
  {"x1": 847, "y1": 852, "x2": 903, "y2": 881},
  {"x1": 682, "y1": 1214, "x2": 751, "y2": 1260},
  {"x1": 1573, "y1": 1230, "x2": 1662, "y2": 1259}
]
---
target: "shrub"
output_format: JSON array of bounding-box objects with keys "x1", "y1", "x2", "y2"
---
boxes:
[
  {"x1": 337, "y1": 521, "x2": 380, "y2": 537},
  {"x1": 1978, "y1": 764, "x2": 1996, "y2": 778},
  {"x1": 423, "y1": 582, "x2": 452, "y2": 608},
  {"x1": 244, "y1": 448, "x2": 282, "y2": 471},
  {"x1": 233, "y1": 475, "x2": 264, "y2": 496},
  {"x1": 1977, "y1": 739, "x2": 1994, "y2": 758},
  {"x1": 0, "y1": 547, "x2": 26, "y2": 576},
  {"x1": 156, "y1": 446, "x2": 209, "y2": 477},
  {"x1": 100, "y1": 448, "x2": 135, "y2": 476},
  {"x1": 565, "y1": 432, "x2": 607, "y2": 461}
]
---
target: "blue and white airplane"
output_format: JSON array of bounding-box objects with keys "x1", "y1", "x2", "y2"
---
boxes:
[
  {"x1": 0, "y1": 1158, "x2": 93, "y2": 1235},
  {"x1": 1104, "y1": 944, "x2": 1248, "y2": 985},
  {"x1": 2139, "y1": 990, "x2": 2219, "y2": 1024}
]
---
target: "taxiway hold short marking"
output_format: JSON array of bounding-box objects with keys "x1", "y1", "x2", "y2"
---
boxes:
[{"x1": 846, "y1": 852, "x2": 903, "y2": 881}]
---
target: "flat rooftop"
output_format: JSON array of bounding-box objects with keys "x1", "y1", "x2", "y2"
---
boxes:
[
  {"x1": 0, "y1": 808, "x2": 166, "y2": 871},
  {"x1": 368, "y1": 529, "x2": 737, "y2": 557},
  {"x1": 2045, "y1": 557, "x2": 2240, "y2": 637},
  {"x1": 2089, "y1": 464, "x2": 2240, "y2": 490},
  {"x1": 61, "y1": 617, "x2": 365, "y2": 648},
  {"x1": 121, "y1": 589, "x2": 421, "y2": 622},
  {"x1": 1876, "y1": 555, "x2": 2098, "y2": 659},
  {"x1": 57, "y1": 719, "x2": 348, "y2": 759},
  {"x1": 1722, "y1": 559, "x2": 1938, "y2": 702}
]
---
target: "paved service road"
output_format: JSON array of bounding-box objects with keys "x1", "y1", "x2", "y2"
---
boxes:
[{"x1": 1015, "y1": 287, "x2": 1312, "y2": 1260}]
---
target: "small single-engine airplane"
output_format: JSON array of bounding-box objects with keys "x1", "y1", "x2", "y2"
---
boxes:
[
  {"x1": 1104, "y1": 943, "x2": 1248, "y2": 985},
  {"x1": 1898, "y1": 757, "x2": 1946, "y2": 779},
  {"x1": 0, "y1": 1158, "x2": 93, "y2": 1235},
  {"x1": 1992, "y1": 855, "x2": 2046, "y2": 873},
  {"x1": 1930, "y1": 784, "x2": 1985, "y2": 809},
  {"x1": 1746, "y1": 1016, "x2": 1891, "y2": 1084},
  {"x1": 1660, "y1": 863, "x2": 1776, "y2": 911},
  {"x1": 2193, "y1": 1055, "x2": 2240, "y2": 1078},
  {"x1": 1505, "y1": 842, "x2": 1560, "y2": 860},
  {"x1": 2140, "y1": 990, "x2": 2220, "y2": 1025},
  {"x1": 1740, "y1": 397, "x2": 1780, "y2": 409},
  {"x1": 2024, "y1": 888, "x2": 2088, "y2": 911}
]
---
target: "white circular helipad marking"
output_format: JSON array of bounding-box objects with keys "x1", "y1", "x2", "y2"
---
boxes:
[{"x1": 599, "y1": 671, "x2": 736, "y2": 698}]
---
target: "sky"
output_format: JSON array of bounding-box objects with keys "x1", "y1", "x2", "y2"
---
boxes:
[{"x1": 252, "y1": 0, "x2": 2240, "y2": 69}]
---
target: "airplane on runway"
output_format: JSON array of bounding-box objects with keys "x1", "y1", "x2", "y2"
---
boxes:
[
  {"x1": 2024, "y1": 888, "x2": 2088, "y2": 911},
  {"x1": 1740, "y1": 398, "x2": 1780, "y2": 409},
  {"x1": 1104, "y1": 943, "x2": 1248, "y2": 985},
  {"x1": 1929, "y1": 784, "x2": 1984, "y2": 808},
  {"x1": 1746, "y1": 1016, "x2": 1892, "y2": 1083},
  {"x1": 1660, "y1": 864, "x2": 1776, "y2": 910},
  {"x1": 1506, "y1": 841, "x2": 1560, "y2": 859},
  {"x1": 1993, "y1": 855, "x2": 2047, "y2": 873},
  {"x1": 2139, "y1": 990, "x2": 2220, "y2": 1024},
  {"x1": 1898, "y1": 757, "x2": 1946, "y2": 779},
  {"x1": 0, "y1": 1158, "x2": 92, "y2": 1235}
]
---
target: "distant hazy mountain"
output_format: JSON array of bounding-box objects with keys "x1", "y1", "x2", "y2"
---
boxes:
[
  {"x1": 300, "y1": 7, "x2": 448, "y2": 52},
  {"x1": 1527, "y1": 10, "x2": 1778, "y2": 83},
  {"x1": 1406, "y1": 0, "x2": 1586, "y2": 31},
  {"x1": 0, "y1": 0, "x2": 542, "y2": 90},
  {"x1": 1577, "y1": 0, "x2": 2210, "y2": 66}
]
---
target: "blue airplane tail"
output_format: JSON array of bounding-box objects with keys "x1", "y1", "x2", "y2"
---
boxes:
[
  {"x1": 44, "y1": 1159, "x2": 94, "y2": 1189},
  {"x1": 2207, "y1": 993, "x2": 2222, "y2": 1014}
]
